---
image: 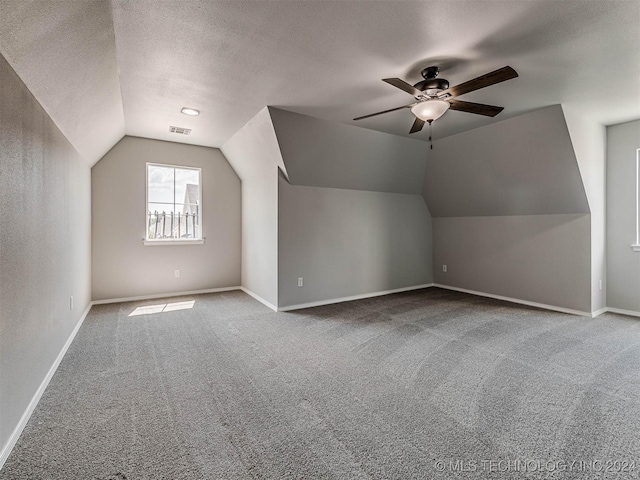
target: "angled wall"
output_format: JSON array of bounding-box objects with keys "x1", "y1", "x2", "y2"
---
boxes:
[
  {"x1": 563, "y1": 106, "x2": 607, "y2": 313},
  {"x1": 426, "y1": 105, "x2": 592, "y2": 314},
  {"x1": 606, "y1": 120, "x2": 640, "y2": 314},
  {"x1": 92, "y1": 137, "x2": 241, "y2": 301},
  {"x1": 0, "y1": 53, "x2": 91, "y2": 461},
  {"x1": 221, "y1": 107, "x2": 283, "y2": 308},
  {"x1": 271, "y1": 109, "x2": 433, "y2": 309},
  {"x1": 222, "y1": 107, "x2": 433, "y2": 310},
  {"x1": 269, "y1": 107, "x2": 427, "y2": 194}
]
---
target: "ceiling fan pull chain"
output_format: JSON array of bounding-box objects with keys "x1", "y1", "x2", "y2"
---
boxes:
[{"x1": 428, "y1": 120, "x2": 433, "y2": 149}]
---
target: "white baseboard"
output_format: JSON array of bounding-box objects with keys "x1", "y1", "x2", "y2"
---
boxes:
[
  {"x1": 240, "y1": 287, "x2": 278, "y2": 312},
  {"x1": 92, "y1": 286, "x2": 242, "y2": 305},
  {"x1": 94, "y1": 286, "x2": 281, "y2": 313},
  {"x1": 432, "y1": 284, "x2": 592, "y2": 317},
  {"x1": 277, "y1": 284, "x2": 435, "y2": 312},
  {"x1": 0, "y1": 302, "x2": 92, "y2": 471},
  {"x1": 605, "y1": 307, "x2": 640, "y2": 318},
  {"x1": 591, "y1": 307, "x2": 608, "y2": 318}
]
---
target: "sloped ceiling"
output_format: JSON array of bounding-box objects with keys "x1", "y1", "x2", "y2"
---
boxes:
[
  {"x1": 0, "y1": 1, "x2": 638, "y2": 164},
  {"x1": 424, "y1": 105, "x2": 590, "y2": 217},
  {"x1": 269, "y1": 107, "x2": 427, "y2": 194},
  {"x1": 0, "y1": 0, "x2": 124, "y2": 165}
]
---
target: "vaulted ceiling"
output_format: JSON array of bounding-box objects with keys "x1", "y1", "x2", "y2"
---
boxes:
[{"x1": 0, "y1": 0, "x2": 638, "y2": 166}]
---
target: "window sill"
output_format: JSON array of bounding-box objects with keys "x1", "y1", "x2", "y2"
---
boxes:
[
  {"x1": 144, "y1": 239, "x2": 205, "y2": 246},
  {"x1": 632, "y1": 245, "x2": 640, "y2": 252}
]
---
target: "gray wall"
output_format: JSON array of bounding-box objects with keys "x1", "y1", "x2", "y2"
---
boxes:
[
  {"x1": 270, "y1": 108, "x2": 433, "y2": 309},
  {"x1": 606, "y1": 120, "x2": 640, "y2": 313},
  {"x1": 0, "y1": 53, "x2": 91, "y2": 454},
  {"x1": 223, "y1": 107, "x2": 433, "y2": 309},
  {"x1": 92, "y1": 136, "x2": 241, "y2": 301},
  {"x1": 278, "y1": 174, "x2": 433, "y2": 308},
  {"x1": 433, "y1": 215, "x2": 591, "y2": 313},
  {"x1": 221, "y1": 108, "x2": 281, "y2": 307},
  {"x1": 239, "y1": 171, "x2": 279, "y2": 307},
  {"x1": 426, "y1": 105, "x2": 592, "y2": 313}
]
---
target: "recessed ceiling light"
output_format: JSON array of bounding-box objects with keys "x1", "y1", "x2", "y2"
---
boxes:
[{"x1": 181, "y1": 107, "x2": 200, "y2": 116}]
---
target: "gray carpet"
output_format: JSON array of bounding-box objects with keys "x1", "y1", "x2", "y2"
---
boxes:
[{"x1": 2, "y1": 288, "x2": 640, "y2": 479}]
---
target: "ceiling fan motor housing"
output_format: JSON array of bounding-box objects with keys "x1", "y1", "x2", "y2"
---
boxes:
[
  {"x1": 414, "y1": 66, "x2": 449, "y2": 96},
  {"x1": 413, "y1": 77, "x2": 449, "y2": 93}
]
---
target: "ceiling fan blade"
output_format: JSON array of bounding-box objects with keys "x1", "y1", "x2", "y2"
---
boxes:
[
  {"x1": 409, "y1": 117, "x2": 425, "y2": 134},
  {"x1": 383, "y1": 78, "x2": 422, "y2": 97},
  {"x1": 353, "y1": 104, "x2": 414, "y2": 121},
  {"x1": 447, "y1": 99, "x2": 504, "y2": 117},
  {"x1": 439, "y1": 66, "x2": 518, "y2": 99}
]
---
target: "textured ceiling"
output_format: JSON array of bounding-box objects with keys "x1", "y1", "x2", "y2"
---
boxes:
[
  {"x1": 1, "y1": 1, "x2": 638, "y2": 163},
  {"x1": 0, "y1": 0, "x2": 124, "y2": 165}
]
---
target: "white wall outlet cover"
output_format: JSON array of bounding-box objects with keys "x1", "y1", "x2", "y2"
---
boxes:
[
  {"x1": 298, "y1": 277, "x2": 303, "y2": 287},
  {"x1": 175, "y1": 270, "x2": 180, "y2": 278}
]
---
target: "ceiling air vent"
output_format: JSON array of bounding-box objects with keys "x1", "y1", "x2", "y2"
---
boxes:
[{"x1": 169, "y1": 126, "x2": 191, "y2": 135}]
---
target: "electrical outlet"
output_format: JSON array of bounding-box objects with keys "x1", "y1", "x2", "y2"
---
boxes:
[
  {"x1": 69, "y1": 296, "x2": 74, "y2": 311},
  {"x1": 175, "y1": 270, "x2": 180, "y2": 278},
  {"x1": 599, "y1": 279, "x2": 602, "y2": 290},
  {"x1": 442, "y1": 265, "x2": 447, "y2": 273},
  {"x1": 298, "y1": 277, "x2": 303, "y2": 287}
]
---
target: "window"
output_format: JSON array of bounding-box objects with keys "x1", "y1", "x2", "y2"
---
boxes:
[{"x1": 145, "y1": 163, "x2": 202, "y2": 244}]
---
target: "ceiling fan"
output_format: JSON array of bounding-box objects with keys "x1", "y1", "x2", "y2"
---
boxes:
[{"x1": 354, "y1": 65, "x2": 518, "y2": 134}]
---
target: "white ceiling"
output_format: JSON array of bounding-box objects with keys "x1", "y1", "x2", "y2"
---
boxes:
[{"x1": 1, "y1": 1, "x2": 638, "y2": 165}]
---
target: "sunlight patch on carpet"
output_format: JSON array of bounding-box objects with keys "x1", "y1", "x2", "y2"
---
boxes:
[{"x1": 129, "y1": 300, "x2": 195, "y2": 316}]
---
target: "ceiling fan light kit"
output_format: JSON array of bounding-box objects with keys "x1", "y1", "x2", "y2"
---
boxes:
[
  {"x1": 354, "y1": 65, "x2": 518, "y2": 135},
  {"x1": 411, "y1": 99, "x2": 450, "y2": 122}
]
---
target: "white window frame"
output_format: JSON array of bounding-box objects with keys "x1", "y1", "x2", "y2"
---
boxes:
[
  {"x1": 633, "y1": 149, "x2": 640, "y2": 252},
  {"x1": 144, "y1": 162, "x2": 204, "y2": 246}
]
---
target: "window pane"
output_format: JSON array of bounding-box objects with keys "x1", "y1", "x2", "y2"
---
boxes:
[
  {"x1": 146, "y1": 164, "x2": 202, "y2": 241},
  {"x1": 174, "y1": 203, "x2": 199, "y2": 214},
  {"x1": 175, "y1": 168, "x2": 200, "y2": 206},
  {"x1": 147, "y1": 210, "x2": 173, "y2": 239},
  {"x1": 148, "y1": 165, "x2": 174, "y2": 204},
  {"x1": 148, "y1": 202, "x2": 177, "y2": 214}
]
